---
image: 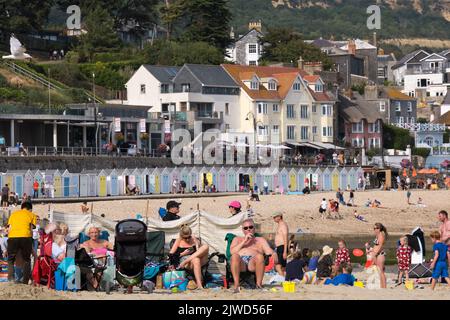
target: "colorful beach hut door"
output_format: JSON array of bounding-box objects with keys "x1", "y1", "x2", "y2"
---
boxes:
[
  {"x1": 339, "y1": 168, "x2": 348, "y2": 190},
  {"x1": 62, "y1": 170, "x2": 71, "y2": 197},
  {"x1": 256, "y1": 169, "x2": 263, "y2": 190},
  {"x1": 322, "y1": 168, "x2": 331, "y2": 191},
  {"x1": 70, "y1": 174, "x2": 79, "y2": 197},
  {"x1": 79, "y1": 175, "x2": 88, "y2": 197},
  {"x1": 332, "y1": 168, "x2": 340, "y2": 191},
  {"x1": 152, "y1": 168, "x2": 161, "y2": 194},
  {"x1": 246, "y1": 168, "x2": 255, "y2": 188},
  {"x1": 14, "y1": 174, "x2": 23, "y2": 197},
  {"x1": 161, "y1": 168, "x2": 171, "y2": 193},
  {"x1": 280, "y1": 168, "x2": 289, "y2": 193},
  {"x1": 141, "y1": 169, "x2": 150, "y2": 194},
  {"x1": 98, "y1": 170, "x2": 107, "y2": 197},
  {"x1": 189, "y1": 168, "x2": 198, "y2": 192},
  {"x1": 210, "y1": 167, "x2": 218, "y2": 187},
  {"x1": 54, "y1": 171, "x2": 62, "y2": 198},
  {"x1": 24, "y1": 170, "x2": 33, "y2": 196},
  {"x1": 349, "y1": 168, "x2": 357, "y2": 190},
  {"x1": 297, "y1": 168, "x2": 305, "y2": 191},
  {"x1": 110, "y1": 170, "x2": 119, "y2": 196},
  {"x1": 289, "y1": 169, "x2": 297, "y2": 191},
  {"x1": 314, "y1": 168, "x2": 323, "y2": 191},
  {"x1": 305, "y1": 169, "x2": 313, "y2": 188},
  {"x1": 227, "y1": 168, "x2": 236, "y2": 192},
  {"x1": 218, "y1": 167, "x2": 227, "y2": 192},
  {"x1": 180, "y1": 168, "x2": 190, "y2": 193}
]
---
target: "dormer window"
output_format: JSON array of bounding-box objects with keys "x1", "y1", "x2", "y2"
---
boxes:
[
  {"x1": 140, "y1": 84, "x2": 146, "y2": 94},
  {"x1": 293, "y1": 82, "x2": 301, "y2": 91},
  {"x1": 315, "y1": 84, "x2": 323, "y2": 92},
  {"x1": 181, "y1": 83, "x2": 190, "y2": 92},
  {"x1": 268, "y1": 80, "x2": 277, "y2": 91},
  {"x1": 250, "y1": 81, "x2": 259, "y2": 90}
]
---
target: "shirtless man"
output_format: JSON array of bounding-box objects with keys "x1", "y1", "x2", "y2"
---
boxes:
[
  {"x1": 438, "y1": 210, "x2": 450, "y2": 243},
  {"x1": 230, "y1": 219, "x2": 278, "y2": 292},
  {"x1": 273, "y1": 212, "x2": 289, "y2": 276}
]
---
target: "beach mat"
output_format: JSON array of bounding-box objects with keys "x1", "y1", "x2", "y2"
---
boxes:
[{"x1": 287, "y1": 192, "x2": 304, "y2": 195}]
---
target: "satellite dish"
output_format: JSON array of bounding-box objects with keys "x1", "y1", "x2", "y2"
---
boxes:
[{"x1": 2, "y1": 36, "x2": 32, "y2": 60}]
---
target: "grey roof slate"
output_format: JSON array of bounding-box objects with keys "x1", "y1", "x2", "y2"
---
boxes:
[
  {"x1": 184, "y1": 64, "x2": 239, "y2": 87},
  {"x1": 339, "y1": 94, "x2": 383, "y2": 123},
  {"x1": 392, "y1": 50, "x2": 430, "y2": 69},
  {"x1": 443, "y1": 91, "x2": 450, "y2": 105},
  {"x1": 143, "y1": 65, "x2": 181, "y2": 83}
]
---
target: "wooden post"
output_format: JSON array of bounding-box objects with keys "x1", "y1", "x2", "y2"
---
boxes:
[
  {"x1": 196, "y1": 202, "x2": 199, "y2": 211},
  {"x1": 90, "y1": 202, "x2": 94, "y2": 214},
  {"x1": 145, "y1": 199, "x2": 149, "y2": 224}
]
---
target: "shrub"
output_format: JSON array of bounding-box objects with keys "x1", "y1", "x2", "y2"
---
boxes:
[
  {"x1": 0, "y1": 74, "x2": 8, "y2": 87},
  {"x1": 413, "y1": 147, "x2": 430, "y2": 158},
  {"x1": 65, "y1": 51, "x2": 80, "y2": 63}
]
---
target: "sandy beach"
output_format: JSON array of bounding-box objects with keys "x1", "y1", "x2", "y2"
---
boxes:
[{"x1": 2, "y1": 189, "x2": 449, "y2": 300}]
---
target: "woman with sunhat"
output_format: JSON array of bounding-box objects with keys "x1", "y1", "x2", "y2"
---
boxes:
[
  {"x1": 316, "y1": 245, "x2": 333, "y2": 282},
  {"x1": 228, "y1": 201, "x2": 242, "y2": 217}
]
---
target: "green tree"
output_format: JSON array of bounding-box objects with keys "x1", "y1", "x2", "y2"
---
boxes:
[
  {"x1": 0, "y1": 0, "x2": 54, "y2": 32},
  {"x1": 167, "y1": 0, "x2": 232, "y2": 49},
  {"x1": 383, "y1": 124, "x2": 414, "y2": 150},
  {"x1": 260, "y1": 27, "x2": 332, "y2": 69},
  {"x1": 76, "y1": 5, "x2": 121, "y2": 62},
  {"x1": 142, "y1": 40, "x2": 224, "y2": 65}
]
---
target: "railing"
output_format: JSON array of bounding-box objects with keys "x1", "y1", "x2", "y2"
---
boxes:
[
  {"x1": 0, "y1": 146, "x2": 162, "y2": 157},
  {"x1": 392, "y1": 123, "x2": 446, "y2": 132},
  {"x1": 405, "y1": 67, "x2": 446, "y2": 75}
]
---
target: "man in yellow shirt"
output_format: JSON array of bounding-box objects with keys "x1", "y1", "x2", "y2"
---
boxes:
[{"x1": 7, "y1": 201, "x2": 36, "y2": 284}]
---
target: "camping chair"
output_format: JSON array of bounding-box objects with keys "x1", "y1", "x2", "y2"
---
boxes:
[
  {"x1": 32, "y1": 232, "x2": 58, "y2": 288},
  {"x1": 144, "y1": 231, "x2": 168, "y2": 281},
  {"x1": 223, "y1": 233, "x2": 270, "y2": 289}
]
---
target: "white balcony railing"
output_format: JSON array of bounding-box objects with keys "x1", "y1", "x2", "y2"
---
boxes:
[{"x1": 392, "y1": 123, "x2": 446, "y2": 132}]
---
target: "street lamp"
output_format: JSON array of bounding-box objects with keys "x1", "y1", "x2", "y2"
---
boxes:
[{"x1": 92, "y1": 72, "x2": 99, "y2": 155}]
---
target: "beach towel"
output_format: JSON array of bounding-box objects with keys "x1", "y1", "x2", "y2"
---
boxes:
[{"x1": 0, "y1": 258, "x2": 7, "y2": 282}]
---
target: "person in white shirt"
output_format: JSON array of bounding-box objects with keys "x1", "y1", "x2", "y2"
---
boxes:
[
  {"x1": 263, "y1": 181, "x2": 269, "y2": 195},
  {"x1": 319, "y1": 198, "x2": 328, "y2": 219}
]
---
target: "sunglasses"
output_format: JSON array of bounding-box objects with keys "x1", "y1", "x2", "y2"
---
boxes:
[
  {"x1": 373, "y1": 227, "x2": 379, "y2": 230},
  {"x1": 243, "y1": 225, "x2": 254, "y2": 231}
]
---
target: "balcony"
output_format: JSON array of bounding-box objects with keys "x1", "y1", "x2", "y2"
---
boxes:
[{"x1": 405, "y1": 67, "x2": 445, "y2": 75}]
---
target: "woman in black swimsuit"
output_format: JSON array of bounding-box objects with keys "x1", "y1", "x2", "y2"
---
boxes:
[
  {"x1": 169, "y1": 225, "x2": 209, "y2": 289},
  {"x1": 372, "y1": 222, "x2": 388, "y2": 288}
]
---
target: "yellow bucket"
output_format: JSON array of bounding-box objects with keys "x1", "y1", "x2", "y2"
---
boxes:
[
  {"x1": 354, "y1": 281, "x2": 365, "y2": 288},
  {"x1": 405, "y1": 280, "x2": 414, "y2": 290},
  {"x1": 282, "y1": 281, "x2": 296, "y2": 293}
]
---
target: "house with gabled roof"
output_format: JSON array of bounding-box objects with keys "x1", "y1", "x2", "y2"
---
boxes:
[
  {"x1": 221, "y1": 64, "x2": 337, "y2": 153},
  {"x1": 225, "y1": 21, "x2": 264, "y2": 66},
  {"x1": 392, "y1": 49, "x2": 449, "y2": 101}
]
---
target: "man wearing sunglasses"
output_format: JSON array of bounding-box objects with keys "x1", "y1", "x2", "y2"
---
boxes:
[{"x1": 230, "y1": 219, "x2": 278, "y2": 292}]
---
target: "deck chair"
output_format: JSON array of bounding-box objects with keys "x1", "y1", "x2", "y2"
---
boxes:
[
  {"x1": 144, "y1": 231, "x2": 168, "y2": 281},
  {"x1": 224, "y1": 233, "x2": 270, "y2": 289}
]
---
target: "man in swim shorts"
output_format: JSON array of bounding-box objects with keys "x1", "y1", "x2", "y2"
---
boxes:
[
  {"x1": 230, "y1": 219, "x2": 278, "y2": 292},
  {"x1": 273, "y1": 212, "x2": 288, "y2": 276}
]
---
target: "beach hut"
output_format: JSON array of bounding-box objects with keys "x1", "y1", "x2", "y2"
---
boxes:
[
  {"x1": 140, "y1": 168, "x2": 150, "y2": 194},
  {"x1": 80, "y1": 170, "x2": 98, "y2": 197},
  {"x1": 117, "y1": 169, "x2": 131, "y2": 195},
  {"x1": 226, "y1": 167, "x2": 237, "y2": 192},
  {"x1": 98, "y1": 170, "x2": 108, "y2": 197},
  {"x1": 169, "y1": 167, "x2": 180, "y2": 190},
  {"x1": 255, "y1": 168, "x2": 264, "y2": 191},
  {"x1": 314, "y1": 167, "x2": 323, "y2": 191},
  {"x1": 246, "y1": 168, "x2": 255, "y2": 189},
  {"x1": 356, "y1": 167, "x2": 365, "y2": 187},
  {"x1": 236, "y1": 167, "x2": 248, "y2": 191},
  {"x1": 189, "y1": 167, "x2": 199, "y2": 192},
  {"x1": 79, "y1": 172, "x2": 89, "y2": 197},
  {"x1": 198, "y1": 167, "x2": 209, "y2": 191},
  {"x1": 263, "y1": 167, "x2": 273, "y2": 192},
  {"x1": 297, "y1": 168, "x2": 305, "y2": 191},
  {"x1": 131, "y1": 168, "x2": 143, "y2": 194},
  {"x1": 2, "y1": 171, "x2": 14, "y2": 194},
  {"x1": 322, "y1": 167, "x2": 332, "y2": 191},
  {"x1": 70, "y1": 172, "x2": 79, "y2": 197},
  {"x1": 5, "y1": 170, "x2": 24, "y2": 197},
  {"x1": 61, "y1": 170, "x2": 71, "y2": 198},
  {"x1": 280, "y1": 168, "x2": 289, "y2": 193},
  {"x1": 304, "y1": 168, "x2": 314, "y2": 189},
  {"x1": 331, "y1": 167, "x2": 340, "y2": 191},
  {"x1": 179, "y1": 167, "x2": 190, "y2": 193},
  {"x1": 105, "y1": 169, "x2": 118, "y2": 196},
  {"x1": 23, "y1": 170, "x2": 34, "y2": 196},
  {"x1": 271, "y1": 167, "x2": 280, "y2": 191},
  {"x1": 160, "y1": 167, "x2": 171, "y2": 193},
  {"x1": 288, "y1": 168, "x2": 297, "y2": 191},
  {"x1": 44, "y1": 170, "x2": 61, "y2": 198},
  {"x1": 348, "y1": 167, "x2": 357, "y2": 190},
  {"x1": 210, "y1": 167, "x2": 218, "y2": 188},
  {"x1": 339, "y1": 167, "x2": 348, "y2": 191},
  {"x1": 218, "y1": 167, "x2": 227, "y2": 192},
  {"x1": 148, "y1": 168, "x2": 159, "y2": 194}
]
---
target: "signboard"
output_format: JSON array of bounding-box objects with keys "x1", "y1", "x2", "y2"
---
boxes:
[
  {"x1": 164, "y1": 119, "x2": 171, "y2": 133},
  {"x1": 0, "y1": 137, "x2": 5, "y2": 145},
  {"x1": 114, "y1": 118, "x2": 121, "y2": 132},
  {"x1": 139, "y1": 119, "x2": 146, "y2": 133}
]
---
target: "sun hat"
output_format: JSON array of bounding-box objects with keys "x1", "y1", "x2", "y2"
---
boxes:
[
  {"x1": 228, "y1": 201, "x2": 242, "y2": 209},
  {"x1": 272, "y1": 211, "x2": 283, "y2": 218},
  {"x1": 321, "y1": 245, "x2": 333, "y2": 256}
]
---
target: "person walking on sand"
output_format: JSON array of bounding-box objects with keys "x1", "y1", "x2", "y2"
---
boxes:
[
  {"x1": 406, "y1": 189, "x2": 412, "y2": 205},
  {"x1": 81, "y1": 202, "x2": 90, "y2": 214},
  {"x1": 32, "y1": 180, "x2": 39, "y2": 199},
  {"x1": 273, "y1": 212, "x2": 289, "y2": 276}
]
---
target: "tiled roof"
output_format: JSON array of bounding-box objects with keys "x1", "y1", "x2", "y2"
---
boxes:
[
  {"x1": 339, "y1": 94, "x2": 383, "y2": 123},
  {"x1": 433, "y1": 111, "x2": 450, "y2": 125},
  {"x1": 303, "y1": 75, "x2": 320, "y2": 83},
  {"x1": 142, "y1": 65, "x2": 180, "y2": 83},
  {"x1": 183, "y1": 64, "x2": 239, "y2": 87},
  {"x1": 222, "y1": 64, "x2": 309, "y2": 100},
  {"x1": 383, "y1": 88, "x2": 415, "y2": 101}
]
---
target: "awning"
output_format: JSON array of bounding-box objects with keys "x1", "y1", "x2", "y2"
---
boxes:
[{"x1": 308, "y1": 142, "x2": 345, "y2": 150}]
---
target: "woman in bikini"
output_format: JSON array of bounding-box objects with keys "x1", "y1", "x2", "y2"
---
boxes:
[
  {"x1": 372, "y1": 222, "x2": 388, "y2": 288},
  {"x1": 169, "y1": 225, "x2": 209, "y2": 289}
]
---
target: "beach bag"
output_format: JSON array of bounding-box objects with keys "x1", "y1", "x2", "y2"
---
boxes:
[
  {"x1": 162, "y1": 270, "x2": 188, "y2": 291},
  {"x1": 0, "y1": 258, "x2": 8, "y2": 282},
  {"x1": 55, "y1": 257, "x2": 80, "y2": 291}
]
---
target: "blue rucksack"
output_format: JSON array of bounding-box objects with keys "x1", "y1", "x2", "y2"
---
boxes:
[{"x1": 158, "y1": 208, "x2": 167, "y2": 219}]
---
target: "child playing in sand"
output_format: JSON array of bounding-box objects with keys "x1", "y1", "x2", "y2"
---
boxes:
[
  {"x1": 396, "y1": 236, "x2": 412, "y2": 284},
  {"x1": 364, "y1": 242, "x2": 375, "y2": 268},
  {"x1": 429, "y1": 231, "x2": 450, "y2": 290},
  {"x1": 322, "y1": 262, "x2": 355, "y2": 286},
  {"x1": 308, "y1": 250, "x2": 320, "y2": 271},
  {"x1": 354, "y1": 210, "x2": 367, "y2": 222},
  {"x1": 406, "y1": 190, "x2": 412, "y2": 205}
]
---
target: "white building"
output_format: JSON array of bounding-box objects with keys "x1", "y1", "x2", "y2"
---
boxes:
[{"x1": 225, "y1": 21, "x2": 264, "y2": 66}]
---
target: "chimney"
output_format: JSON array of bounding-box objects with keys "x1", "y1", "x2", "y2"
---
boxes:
[
  {"x1": 373, "y1": 32, "x2": 377, "y2": 48},
  {"x1": 297, "y1": 56, "x2": 304, "y2": 70},
  {"x1": 364, "y1": 84, "x2": 378, "y2": 100},
  {"x1": 230, "y1": 27, "x2": 235, "y2": 40},
  {"x1": 248, "y1": 20, "x2": 262, "y2": 32},
  {"x1": 348, "y1": 39, "x2": 356, "y2": 55}
]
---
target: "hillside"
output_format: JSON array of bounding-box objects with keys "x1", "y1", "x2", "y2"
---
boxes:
[{"x1": 229, "y1": 0, "x2": 450, "y2": 40}]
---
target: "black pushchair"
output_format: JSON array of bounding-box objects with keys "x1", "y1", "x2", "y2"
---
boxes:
[
  {"x1": 407, "y1": 227, "x2": 433, "y2": 278},
  {"x1": 115, "y1": 219, "x2": 147, "y2": 290}
]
